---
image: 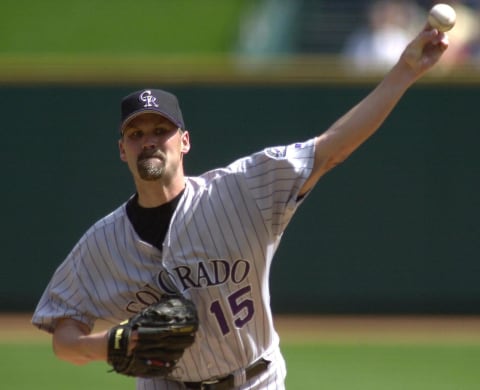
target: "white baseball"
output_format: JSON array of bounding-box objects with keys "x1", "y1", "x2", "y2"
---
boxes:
[{"x1": 428, "y1": 3, "x2": 456, "y2": 32}]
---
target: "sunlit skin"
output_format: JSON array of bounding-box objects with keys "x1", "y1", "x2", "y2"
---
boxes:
[{"x1": 119, "y1": 113, "x2": 191, "y2": 208}]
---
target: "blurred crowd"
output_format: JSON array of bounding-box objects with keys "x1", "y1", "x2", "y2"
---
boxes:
[
  {"x1": 343, "y1": 0, "x2": 480, "y2": 73},
  {"x1": 237, "y1": 0, "x2": 480, "y2": 74}
]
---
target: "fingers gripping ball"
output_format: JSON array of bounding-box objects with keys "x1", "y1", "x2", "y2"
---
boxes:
[{"x1": 107, "y1": 295, "x2": 199, "y2": 377}]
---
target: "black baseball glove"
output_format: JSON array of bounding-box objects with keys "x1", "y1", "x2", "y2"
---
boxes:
[{"x1": 107, "y1": 294, "x2": 198, "y2": 378}]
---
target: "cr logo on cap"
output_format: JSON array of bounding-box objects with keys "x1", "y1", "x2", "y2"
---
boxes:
[{"x1": 139, "y1": 90, "x2": 159, "y2": 108}]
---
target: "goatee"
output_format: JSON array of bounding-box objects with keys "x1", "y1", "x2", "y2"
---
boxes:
[{"x1": 137, "y1": 150, "x2": 166, "y2": 181}]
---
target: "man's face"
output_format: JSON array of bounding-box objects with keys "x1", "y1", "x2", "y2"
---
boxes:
[{"x1": 119, "y1": 113, "x2": 190, "y2": 183}]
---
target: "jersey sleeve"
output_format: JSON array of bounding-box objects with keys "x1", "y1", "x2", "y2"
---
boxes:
[
  {"x1": 229, "y1": 138, "x2": 316, "y2": 236},
  {"x1": 31, "y1": 237, "x2": 98, "y2": 333}
]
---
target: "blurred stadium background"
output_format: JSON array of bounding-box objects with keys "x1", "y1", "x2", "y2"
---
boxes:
[
  {"x1": 1, "y1": 0, "x2": 479, "y2": 315},
  {"x1": 1, "y1": 0, "x2": 480, "y2": 84}
]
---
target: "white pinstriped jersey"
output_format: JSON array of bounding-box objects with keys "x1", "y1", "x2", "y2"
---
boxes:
[{"x1": 32, "y1": 138, "x2": 316, "y2": 389}]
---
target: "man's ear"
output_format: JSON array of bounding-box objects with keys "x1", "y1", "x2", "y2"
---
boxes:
[
  {"x1": 181, "y1": 131, "x2": 191, "y2": 154},
  {"x1": 118, "y1": 139, "x2": 127, "y2": 162}
]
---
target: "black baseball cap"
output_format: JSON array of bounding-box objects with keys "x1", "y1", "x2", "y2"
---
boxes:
[{"x1": 120, "y1": 89, "x2": 185, "y2": 134}]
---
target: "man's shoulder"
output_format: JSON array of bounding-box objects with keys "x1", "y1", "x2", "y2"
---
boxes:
[
  {"x1": 186, "y1": 163, "x2": 246, "y2": 189},
  {"x1": 82, "y1": 202, "x2": 129, "y2": 240}
]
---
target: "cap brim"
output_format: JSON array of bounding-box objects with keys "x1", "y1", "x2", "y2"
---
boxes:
[{"x1": 120, "y1": 109, "x2": 182, "y2": 134}]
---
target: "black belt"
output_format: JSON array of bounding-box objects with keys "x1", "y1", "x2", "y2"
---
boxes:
[{"x1": 183, "y1": 358, "x2": 270, "y2": 390}]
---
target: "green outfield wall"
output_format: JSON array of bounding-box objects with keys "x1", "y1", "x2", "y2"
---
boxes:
[{"x1": 2, "y1": 84, "x2": 479, "y2": 314}]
